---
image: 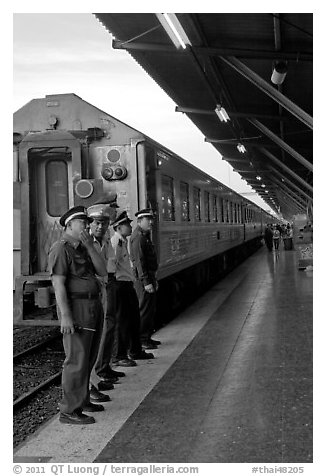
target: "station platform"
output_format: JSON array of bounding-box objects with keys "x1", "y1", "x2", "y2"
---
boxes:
[{"x1": 14, "y1": 246, "x2": 313, "y2": 464}]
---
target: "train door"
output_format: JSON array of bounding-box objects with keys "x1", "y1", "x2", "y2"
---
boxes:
[
  {"x1": 28, "y1": 147, "x2": 73, "y2": 273},
  {"x1": 144, "y1": 145, "x2": 159, "y2": 250}
]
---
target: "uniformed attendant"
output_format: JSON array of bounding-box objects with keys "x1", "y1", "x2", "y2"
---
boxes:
[
  {"x1": 87, "y1": 194, "x2": 125, "y2": 396},
  {"x1": 48, "y1": 206, "x2": 108, "y2": 425},
  {"x1": 111, "y1": 211, "x2": 154, "y2": 366},
  {"x1": 130, "y1": 209, "x2": 161, "y2": 350}
]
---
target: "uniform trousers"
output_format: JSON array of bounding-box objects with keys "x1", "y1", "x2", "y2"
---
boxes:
[
  {"x1": 134, "y1": 280, "x2": 157, "y2": 343},
  {"x1": 59, "y1": 298, "x2": 103, "y2": 414},
  {"x1": 94, "y1": 276, "x2": 117, "y2": 378},
  {"x1": 113, "y1": 281, "x2": 143, "y2": 360}
]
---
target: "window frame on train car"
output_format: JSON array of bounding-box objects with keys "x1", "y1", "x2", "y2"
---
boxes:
[
  {"x1": 180, "y1": 181, "x2": 190, "y2": 222},
  {"x1": 193, "y1": 186, "x2": 201, "y2": 221},
  {"x1": 226, "y1": 200, "x2": 230, "y2": 223},
  {"x1": 45, "y1": 159, "x2": 69, "y2": 217},
  {"x1": 220, "y1": 197, "x2": 224, "y2": 223},
  {"x1": 161, "y1": 174, "x2": 175, "y2": 221},
  {"x1": 212, "y1": 194, "x2": 218, "y2": 222},
  {"x1": 204, "y1": 190, "x2": 210, "y2": 222}
]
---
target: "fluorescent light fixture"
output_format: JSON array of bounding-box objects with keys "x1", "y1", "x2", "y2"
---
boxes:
[
  {"x1": 237, "y1": 143, "x2": 246, "y2": 154},
  {"x1": 271, "y1": 61, "x2": 288, "y2": 85},
  {"x1": 156, "y1": 13, "x2": 191, "y2": 49},
  {"x1": 215, "y1": 104, "x2": 230, "y2": 122}
]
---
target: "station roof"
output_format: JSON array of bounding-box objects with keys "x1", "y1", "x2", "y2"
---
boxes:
[{"x1": 95, "y1": 13, "x2": 313, "y2": 220}]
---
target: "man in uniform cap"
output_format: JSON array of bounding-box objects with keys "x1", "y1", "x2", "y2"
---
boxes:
[
  {"x1": 111, "y1": 211, "x2": 154, "y2": 366},
  {"x1": 48, "y1": 206, "x2": 108, "y2": 424},
  {"x1": 130, "y1": 209, "x2": 161, "y2": 350},
  {"x1": 87, "y1": 193, "x2": 126, "y2": 396}
]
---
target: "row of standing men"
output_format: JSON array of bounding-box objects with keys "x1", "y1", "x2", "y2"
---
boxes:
[{"x1": 48, "y1": 193, "x2": 160, "y2": 425}]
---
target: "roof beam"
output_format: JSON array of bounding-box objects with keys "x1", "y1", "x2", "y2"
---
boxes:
[
  {"x1": 205, "y1": 137, "x2": 278, "y2": 148},
  {"x1": 248, "y1": 118, "x2": 312, "y2": 172},
  {"x1": 259, "y1": 147, "x2": 313, "y2": 194},
  {"x1": 269, "y1": 166, "x2": 312, "y2": 201},
  {"x1": 276, "y1": 191, "x2": 306, "y2": 213},
  {"x1": 219, "y1": 56, "x2": 313, "y2": 129},
  {"x1": 112, "y1": 40, "x2": 313, "y2": 61},
  {"x1": 175, "y1": 105, "x2": 287, "y2": 121},
  {"x1": 270, "y1": 176, "x2": 307, "y2": 206}
]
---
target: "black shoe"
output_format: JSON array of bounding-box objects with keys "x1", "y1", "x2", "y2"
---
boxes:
[
  {"x1": 97, "y1": 374, "x2": 119, "y2": 383},
  {"x1": 83, "y1": 402, "x2": 105, "y2": 412},
  {"x1": 59, "y1": 411, "x2": 95, "y2": 425},
  {"x1": 129, "y1": 350, "x2": 155, "y2": 360},
  {"x1": 112, "y1": 358, "x2": 137, "y2": 367},
  {"x1": 90, "y1": 385, "x2": 111, "y2": 402},
  {"x1": 98, "y1": 380, "x2": 115, "y2": 391},
  {"x1": 142, "y1": 342, "x2": 158, "y2": 350},
  {"x1": 149, "y1": 338, "x2": 161, "y2": 345},
  {"x1": 107, "y1": 369, "x2": 126, "y2": 378}
]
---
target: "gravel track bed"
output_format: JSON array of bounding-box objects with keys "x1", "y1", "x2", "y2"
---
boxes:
[
  {"x1": 14, "y1": 384, "x2": 62, "y2": 448},
  {"x1": 14, "y1": 348, "x2": 64, "y2": 400},
  {"x1": 13, "y1": 326, "x2": 61, "y2": 355},
  {"x1": 13, "y1": 328, "x2": 65, "y2": 448}
]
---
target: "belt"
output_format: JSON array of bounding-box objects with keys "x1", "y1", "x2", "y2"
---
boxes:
[{"x1": 69, "y1": 292, "x2": 100, "y2": 300}]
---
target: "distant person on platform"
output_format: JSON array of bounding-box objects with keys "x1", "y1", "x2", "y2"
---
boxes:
[
  {"x1": 264, "y1": 223, "x2": 273, "y2": 252},
  {"x1": 111, "y1": 211, "x2": 154, "y2": 366},
  {"x1": 87, "y1": 193, "x2": 125, "y2": 402},
  {"x1": 130, "y1": 209, "x2": 161, "y2": 350},
  {"x1": 273, "y1": 225, "x2": 281, "y2": 250},
  {"x1": 48, "y1": 206, "x2": 107, "y2": 425}
]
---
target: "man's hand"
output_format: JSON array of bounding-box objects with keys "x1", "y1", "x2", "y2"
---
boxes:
[
  {"x1": 79, "y1": 230, "x2": 94, "y2": 249},
  {"x1": 60, "y1": 315, "x2": 75, "y2": 334},
  {"x1": 144, "y1": 284, "x2": 155, "y2": 293}
]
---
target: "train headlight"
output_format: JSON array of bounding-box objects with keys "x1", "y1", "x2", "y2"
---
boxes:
[
  {"x1": 102, "y1": 167, "x2": 114, "y2": 180},
  {"x1": 102, "y1": 165, "x2": 127, "y2": 180}
]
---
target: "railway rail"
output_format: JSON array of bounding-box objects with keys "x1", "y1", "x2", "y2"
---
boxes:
[{"x1": 13, "y1": 334, "x2": 64, "y2": 410}]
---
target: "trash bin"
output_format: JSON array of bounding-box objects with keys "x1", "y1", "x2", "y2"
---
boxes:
[{"x1": 283, "y1": 237, "x2": 293, "y2": 250}]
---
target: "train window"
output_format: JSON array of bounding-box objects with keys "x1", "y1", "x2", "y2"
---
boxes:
[
  {"x1": 194, "y1": 187, "x2": 201, "y2": 221},
  {"x1": 204, "y1": 191, "x2": 210, "y2": 222},
  {"x1": 161, "y1": 174, "x2": 175, "y2": 221},
  {"x1": 212, "y1": 195, "x2": 218, "y2": 222},
  {"x1": 46, "y1": 160, "x2": 69, "y2": 217},
  {"x1": 221, "y1": 198, "x2": 224, "y2": 222},
  {"x1": 226, "y1": 200, "x2": 230, "y2": 223},
  {"x1": 180, "y1": 182, "x2": 190, "y2": 221}
]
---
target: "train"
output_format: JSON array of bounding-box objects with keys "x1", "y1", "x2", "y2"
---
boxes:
[{"x1": 13, "y1": 93, "x2": 277, "y2": 325}]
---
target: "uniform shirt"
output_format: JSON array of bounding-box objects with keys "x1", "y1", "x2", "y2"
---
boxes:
[
  {"x1": 48, "y1": 232, "x2": 99, "y2": 294},
  {"x1": 91, "y1": 231, "x2": 116, "y2": 274},
  {"x1": 111, "y1": 232, "x2": 134, "y2": 282},
  {"x1": 130, "y1": 225, "x2": 158, "y2": 286}
]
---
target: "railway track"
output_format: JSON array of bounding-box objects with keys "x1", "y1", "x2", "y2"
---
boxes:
[
  {"x1": 13, "y1": 370, "x2": 62, "y2": 411},
  {"x1": 13, "y1": 334, "x2": 62, "y2": 363},
  {"x1": 13, "y1": 334, "x2": 64, "y2": 412}
]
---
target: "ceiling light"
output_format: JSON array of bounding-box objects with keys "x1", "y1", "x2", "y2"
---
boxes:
[
  {"x1": 215, "y1": 104, "x2": 230, "y2": 122},
  {"x1": 271, "y1": 61, "x2": 288, "y2": 85},
  {"x1": 256, "y1": 176, "x2": 262, "y2": 181},
  {"x1": 261, "y1": 184, "x2": 266, "y2": 188},
  {"x1": 156, "y1": 13, "x2": 191, "y2": 49},
  {"x1": 237, "y1": 143, "x2": 246, "y2": 154}
]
